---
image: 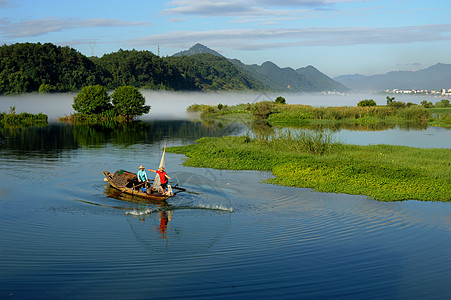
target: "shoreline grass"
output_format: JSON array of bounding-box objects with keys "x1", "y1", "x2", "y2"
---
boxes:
[
  {"x1": 189, "y1": 102, "x2": 451, "y2": 128},
  {"x1": 168, "y1": 136, "x2": 451, "y2": 202}
]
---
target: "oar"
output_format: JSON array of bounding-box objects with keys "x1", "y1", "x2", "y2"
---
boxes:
[{"x1": 108, "y1": 181, "x2": 148, "y2": 198}]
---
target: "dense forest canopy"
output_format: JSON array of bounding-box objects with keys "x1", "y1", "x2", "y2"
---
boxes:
[
  {"x1": 0, "y1": 43, "x2": 106, "y2": 94},
  {"x1": 93, "y1": 49, "x2": 195, "y2": 90},
  {"x1": 165, "y1": 53, "x2": 265, "y2": 91},
  {"x1": 0, "y1": 42, "x2": 343, "y2": 95}
]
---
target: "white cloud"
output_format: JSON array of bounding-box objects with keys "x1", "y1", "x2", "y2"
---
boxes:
[
  {"x1": 162, "y1": 0, "x2": 366, "y2": 17},
  {"x1": 126, "y1": 24, "x2": 451, "y2": 50},
  {"x1": 0, "y1": 17, "x2": 149, "y2": 38}
]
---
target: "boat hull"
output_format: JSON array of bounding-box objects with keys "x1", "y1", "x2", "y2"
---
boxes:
[{"x1": 103, "y1": 171, "x2": 172, "y2": 201}]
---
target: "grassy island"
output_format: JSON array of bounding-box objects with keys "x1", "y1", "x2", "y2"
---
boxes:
[
  {"x1": 168, "y1": 136, "x2": 451, "y2": 202},
  {"x1": 0, "y1": 106, "x2": 48, "y2": 128},
  {"x1": 188, "y1": 100, "x2": 451, "y2": 129}
]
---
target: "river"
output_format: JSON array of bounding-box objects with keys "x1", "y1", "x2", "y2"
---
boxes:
[{"x1": 0, "y1": 92, "x2": 450, "y2": 299}]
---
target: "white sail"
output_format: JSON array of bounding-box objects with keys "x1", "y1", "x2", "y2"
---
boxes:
[{"x1": 152, "y1": 140, "x2": 166, "y2": 190}]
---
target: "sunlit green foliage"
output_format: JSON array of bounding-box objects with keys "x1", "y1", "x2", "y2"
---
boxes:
[
  {"x1": 0, "y1": 43, "x2": 105, "y2": 95},
  {"x1": 111, "y1": 86, "x2": 150, "y2": 117},
  {"x1": 357, "y1": 99, "x2": 376, "y2": 107},
  {"x1": 0, "y1": 106, "x2": 48, "y2": 128},
  {"x1": 434, "y1": 99, "x2": 450, "y2": 108},
  {"x1": 168, "y1": 136, "x2": 451, "y2": 202},
  {"x1": 165, "y1": 53, "x2": 265, "y2": 91},
  {"x1": 95, "y1": 49, "x2": 189, "y2": 90},
  {"x1": 0, "y1": 43, "x2": 268, "y2": 95},
  {"x1": 72, "y1": 85, "x2": 112, "y2": 114}
]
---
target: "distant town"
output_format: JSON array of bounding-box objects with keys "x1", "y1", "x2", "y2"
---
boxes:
[{"x1": 385, "y1": 88, "x2": 451, "y2": 97}]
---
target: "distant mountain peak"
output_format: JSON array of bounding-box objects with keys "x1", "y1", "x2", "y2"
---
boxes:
[
  {"x1": 173, "y1": 43, "x2": 223, "y2": 57},
  {"x1": 334, "y1": 63, "x2": 451, "y2": 91}
]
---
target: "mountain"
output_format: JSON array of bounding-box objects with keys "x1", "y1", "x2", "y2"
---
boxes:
[
  {"x1": 334, "y1": 63, "x2": 451, "y2": 91},
  {"x1": 229, "y1": 60, "x2": 348, "y2": 93},
  {"x1": 296, "y1": 65, "x2": 349, "y2": 92},
  {"x1": 173, "y1": 43, "x2": 347, "y2": 93},
  {"x1": 173, "y1": 43, "x2": 223, "y2": 57},
  {"x1": 165, "y1": 53, "x2": 265, "y2": 91}
]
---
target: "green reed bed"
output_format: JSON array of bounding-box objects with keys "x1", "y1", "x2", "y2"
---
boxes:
[
  {"x1": 268, "y1": 105, "x2": 430, "y2": 127},
  {"x1": 0, "y1": 111, "x2": 48, "y2": 127},
  {"x1": 168, "y1": 135, "x2": 451, "y2": 202}
]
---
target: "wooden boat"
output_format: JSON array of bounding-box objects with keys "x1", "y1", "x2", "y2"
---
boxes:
[
  {"x1": 103, "y1": 141, "x2": 184, "y2": 201},
  {"x1": 102, "y1": 170, "x2": 176, "y2": 201}
]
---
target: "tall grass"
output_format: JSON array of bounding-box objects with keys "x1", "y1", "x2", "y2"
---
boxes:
[
  {"x1": 269, "y1": 104, "x2": 430, "y2": 125},
  {"x1": 269, "y1": 129, "x2": 334, "y2": 155}
]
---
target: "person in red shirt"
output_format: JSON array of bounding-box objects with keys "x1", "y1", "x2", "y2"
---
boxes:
[{"x1": 148, "y1": 167, "x2": 172, "y2": 195}]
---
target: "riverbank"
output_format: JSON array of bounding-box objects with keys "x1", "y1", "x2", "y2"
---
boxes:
[{"x1": 168, "y1": 136, "x2": 451, "y2": 202}]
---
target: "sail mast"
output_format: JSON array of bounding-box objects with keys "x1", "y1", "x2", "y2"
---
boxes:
[{"x1": 152, "y1": 140, "x2": 167, "y2": 190}]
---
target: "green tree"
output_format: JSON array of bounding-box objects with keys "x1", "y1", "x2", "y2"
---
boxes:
[
  {"x1": 111, "y1": 86, "x2": 150, "y2": 117},
  {"x1": 275, "y1": 96, "x2": 286, "y2": 104},
  {"x1": 251, "y1": 101, "x2": 278, "y2": 119},
  {"x1": 357, "y1": 99, "x2": 376, "y2": 107},
  {"x1": 386, "y1": 96, "x2": 395, "y2": 105},
  {"x1": 421, "y1": 100, "x2": 433, "y2": 108},
  {"x1": 435, "y1": 99, "x2": 450, "y2": 108},
  {"x1": 72, "y1": 85, "x2": 111, "y2": 114}
]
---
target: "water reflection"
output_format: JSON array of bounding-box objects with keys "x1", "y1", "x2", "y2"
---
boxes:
[{"x1": 0, "y1": 120, "x2": 247, "y2": 158}]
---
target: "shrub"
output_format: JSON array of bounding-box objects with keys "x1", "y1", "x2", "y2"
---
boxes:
[
  {"x1": 251, "y1": 101, "x2": 278, "y2": 119},
  {"x1": 421, "y1": 100, "x2": 433, "y2": 108},
  {"x1": 435, "y1": 99, "x2": 450, "y2": 108},
  {"x1": 275, "y1": 96, "x2": 286, "y2": 104},
  {"x1": 38, "y1": 83, "x2": 56, "y2": 93},
  {"x1": 357, "y1": 99, "x2": 376, "y2": 107},
  {"x1": 388, "y1": 101, "x2": 406, "y2": 108}
]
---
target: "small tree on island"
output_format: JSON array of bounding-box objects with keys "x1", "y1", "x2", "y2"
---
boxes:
[
  {"x1": 111, "y1": 86, "x2": 150, "y2": 118},
  {"x1": 72, "y1": 85, "x2": 111, "y2": 114},
  {"x1": 275, "y1": 96, "x2": 286, "y2": 104},
  {"x1": 357, "y1": 99, "x2": 376, "y2": 107}
]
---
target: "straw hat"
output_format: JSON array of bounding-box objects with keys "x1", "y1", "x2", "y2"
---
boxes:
[
  {"x1": 139, "y1": 165, "x2": 144, "y2": 169},
  {"x1": 158, "y1": 166, "x2": 165, "y2": 170}
]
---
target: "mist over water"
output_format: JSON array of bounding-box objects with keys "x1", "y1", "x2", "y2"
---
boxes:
[{"x1": 1, "y1": 91, "x2": 449, "y2": 122}]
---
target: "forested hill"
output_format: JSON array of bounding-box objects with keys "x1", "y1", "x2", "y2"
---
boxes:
[
  {"x1": 177, "y1": 44, "x2": 348, "y2": 93},
  {"x1": 1, "y1": 42, "x2": 343, "y2": 95},
  {"x1": 0, "y1": 43, "x2": 264, "y2": 95},
  {"x1": 230, "y1": 60, "x2": 349, "y2": 93},
  {"x1": 0, "y1": 43, "x2": 107, "y2": 95},
  {"x1": 173, "y1": 43, "x2": 223, "y2": 58}
]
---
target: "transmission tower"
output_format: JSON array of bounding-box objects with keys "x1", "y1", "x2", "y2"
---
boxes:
[{"x1": 89, "y1": 41, "x2": 96, "y2": 56}]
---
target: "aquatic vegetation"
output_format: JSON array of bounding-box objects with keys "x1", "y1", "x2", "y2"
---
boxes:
[
  {"x1": 268, "y1": 104, "x2": 431, "y2": 126},
  {"x1": 168, "y1": 136, "x2": 451, "y2": 202},
  {"x1": 190, "y1": 101, "x2": 441, "y2": 128},
  {"x1": 0, "y1": 106, "x2": 48, "y2": 128}
]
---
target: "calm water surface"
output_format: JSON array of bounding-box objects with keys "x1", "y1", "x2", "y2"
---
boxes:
[{"x1": 1, "y1": 94, "x2": 451, "y2": 299}]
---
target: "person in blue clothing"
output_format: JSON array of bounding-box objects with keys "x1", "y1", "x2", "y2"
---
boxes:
[{"x1": 137, "y1": 165, "x2": 148, "y2": 191}]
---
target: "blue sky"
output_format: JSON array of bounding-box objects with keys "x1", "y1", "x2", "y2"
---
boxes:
[{"x1": 1, "y1": 0, "x2": 450, "y2": 77}]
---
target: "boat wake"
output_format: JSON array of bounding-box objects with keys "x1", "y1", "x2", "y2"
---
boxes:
[{"x1": 125, "y1": 203, "x2": 233, "y2": 216}]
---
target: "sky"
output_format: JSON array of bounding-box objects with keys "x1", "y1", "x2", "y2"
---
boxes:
[{"x1": 1, "y1": 0, "x2": 450, "y2": 78}]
